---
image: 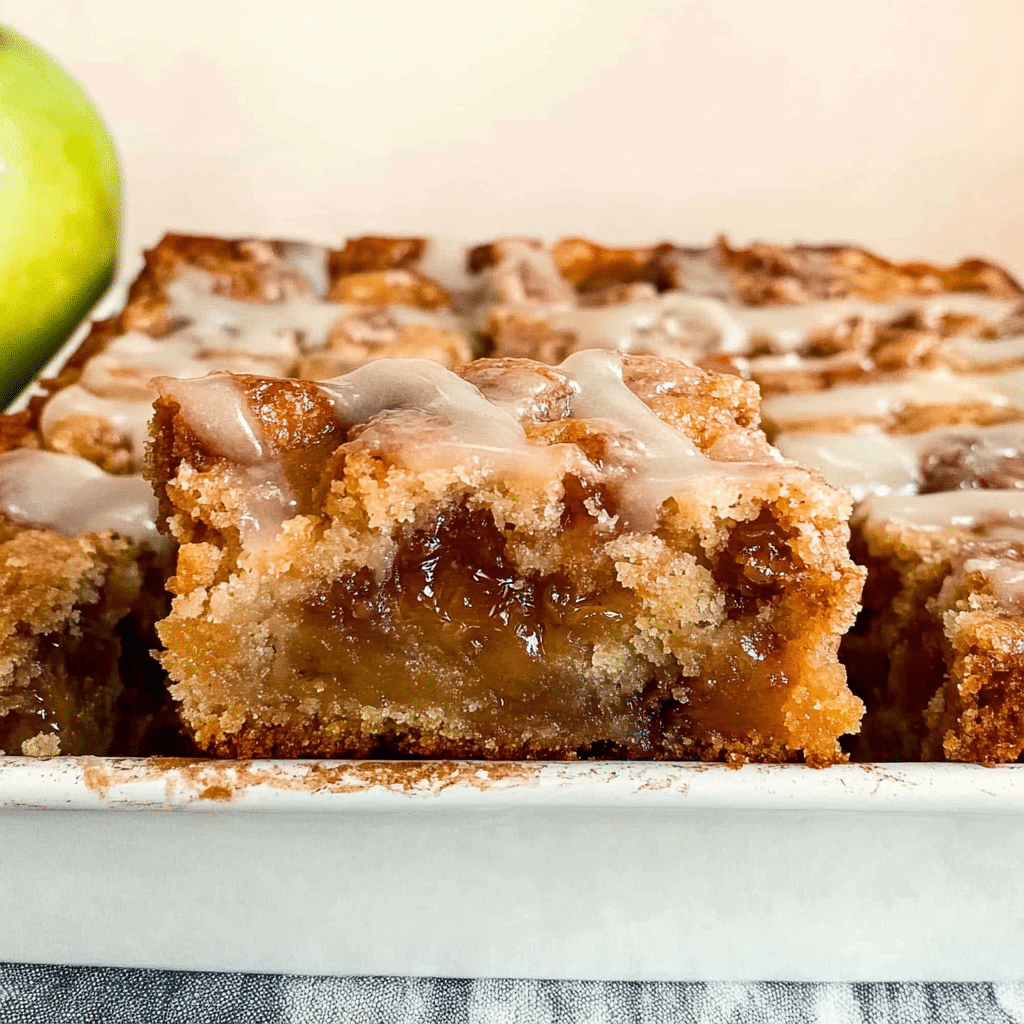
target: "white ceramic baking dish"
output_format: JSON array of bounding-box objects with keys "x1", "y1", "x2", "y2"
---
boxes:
[
  {"x1": 1, "y1": 757, "x2": 1023, "y2": 980},
  {"x1": 7, "y1": 288, "x2": 1024, "y2": 981}
]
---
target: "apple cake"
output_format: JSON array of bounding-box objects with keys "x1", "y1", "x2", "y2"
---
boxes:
[
  {"x1": 754, "y1": 271, "x2": 1024, "y2": 761},
  {"x1": 469, "y1": 235, "x2": 1024, "y2": 763},
  {"x1": 146, "y1": 351, "x2": 864, "y2": 764},
  {"x1": 7, "y1": 228, "x2": 1024, "y2": 764},
  {"x1": 0, "y1": 447, "x2": 155, "y2": 755}
]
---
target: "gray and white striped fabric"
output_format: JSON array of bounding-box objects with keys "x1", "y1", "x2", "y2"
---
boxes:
[{"x1": 2, "y1": 971, "x2": 1024, "y2": 1023}]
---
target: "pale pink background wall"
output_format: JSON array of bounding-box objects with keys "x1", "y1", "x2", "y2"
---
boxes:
[{"x1": 6, "y1": 0, "x2": 1024, "y2": 269}]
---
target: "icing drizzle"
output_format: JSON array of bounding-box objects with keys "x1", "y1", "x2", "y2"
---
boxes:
[
  {"x1": 156, "y1": 351, "x2": 787, "y2": 543},
  {"x1": 0, "y1": 450, "x2": 161, "y2": 547}
]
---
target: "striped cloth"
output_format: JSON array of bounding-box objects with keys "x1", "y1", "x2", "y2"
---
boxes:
[{"x1": 2, "y1": 971, "x2": 1024, "y2": 1023}]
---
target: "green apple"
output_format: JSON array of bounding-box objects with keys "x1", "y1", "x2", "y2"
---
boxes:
[{"x1": 0, "y1": 26, "x2": 119, "y2": 409}]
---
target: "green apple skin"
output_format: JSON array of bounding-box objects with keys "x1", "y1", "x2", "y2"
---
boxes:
[{"x1": 0, "y1": 26, "x2": 120, "y2": 409}]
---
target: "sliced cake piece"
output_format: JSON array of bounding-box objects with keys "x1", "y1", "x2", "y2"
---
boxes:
[
  {"x1": 0, "y1": 233, "x2": 479, "y2": 757},
  {"x1": 852, "y1": 493, "x2": 1024, "y2": 764},
  {"x1": 0, "y1": 449, "x2": 159, "y2": 755},
  {"x1": 148, "y1": 352, "x2": 864, "y2": 764},
  {"x1": 772, "y1": 376, "x2": 1024, "y2": 762}
]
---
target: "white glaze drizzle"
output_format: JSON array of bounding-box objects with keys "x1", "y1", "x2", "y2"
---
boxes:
[
  {"x1": 157, "y1": 361, "x2": 546, "y2": 544},
  {"x1": 858, "y1": 490, "x2": 1024, "y2": 531},
  {"x1": 39, "y1": 263, "x2": 465, "y2": 470},
  {"x1": 278, "y1": 241, "x2": 331, "y2": 298},
  {"x1": 40, "y1": 385, "x2": 155, "y2": 462},
  {"x1": 548, "y1": 293, "x2": 748, "y2": 357},
  {"x1": 662, "y1": 249, "x2": 736, "y2": 300},
  {"x1": 416, "y1": 237, "x2": 480, "y2": 299},
  {"x1": 154, "y1": 374, "x2": 300, "y2": 544},
  {"x1": 459, "y1": 363, "x2": 577, "y2": 425},
  {"x1": 851, "y1": 486, "x2": 1024, "y2": 611},
  {"x1": 858, "y1": 489, "x2": 1024, "y2": 607},
  {"x1": 164, "y1": 269, "x2": 347, "y2": 354},
  {"x1": 165, "y1": 267, "x2": 460, "y2": 357},
  {"x1": 78, "y1": 331, "x2": 291, "y2": 399},
  {"x1": 745, "y1": 348, "x2": 868, "y2": 379},
  {"x1": 316, "y1": 358, "x2": 527, "y2": 455},
  {"x1": 560, "y1": 350, "x2": 702, "y2": 464},
  {"x1": 483, "y1": 240, "x2": 576, "y2": 306},
  {"x1": 157, "y1": 352, "x2": 788, "y2": 543},
  {"x1": 948, "y1": 333, "x2": 1024, "y2": 368},
  {"x1": 777, "y1": 429, "x2": 924, "y2": 501},
  {"x1": 762, "y1": 365, "x2": 1024, "y2": 430},
  {"x1": 156, "y1": 375, "x2": 272, "y2": 466},
  {"x1": 493, "y1": 286, "x2": 1017, "y2": 365},
  {"x1": 0, "y1": 450, "x2": 161, "y2": 547},
  {"x1": 734, "y1": 293, "x2": 1015, "y2": 351},
  {"x1": 559, "y1": 349, "x2": 766, "y2": 531},
  {"x1": 958, "y1": 556, "x2": 1024, "y2": 609},
  {"x1": 776, "y1": 422, "x2": 1024, "y2": 501},
  {"x1": 40, "y1": 329, "x2": 295, "y2": 467}
]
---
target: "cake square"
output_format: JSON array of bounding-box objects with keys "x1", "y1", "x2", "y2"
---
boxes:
[
  {"x1": 147, "y1": 351, "x2": 864, "y2": 764},
  {"x1": 0, "y1": 446, "x2": 187, "y2": 756},
  {"x1": 0, "y1": 463, "x2": 142, "y2": 757},
  {"x1": 773, "y1": 382, "x2": 1024, "y2": 761},
  {"x1": 848, "y1": 492, "x2": 1024, "y2": 764}
]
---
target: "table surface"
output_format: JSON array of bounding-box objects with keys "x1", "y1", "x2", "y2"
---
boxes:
[{"x1": 2, "y1": 971, "x2": 1023, "y2": 1023}]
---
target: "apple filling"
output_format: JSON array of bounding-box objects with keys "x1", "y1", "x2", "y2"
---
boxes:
[
  {"x1": 162, "y1": 497, "x2": 848, "y2": 759},
  {"x1": 848, "y1": 493, "x2": 1024, "y2": 763}
]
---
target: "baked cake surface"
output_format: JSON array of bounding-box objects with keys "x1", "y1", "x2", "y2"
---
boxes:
[
  {"x1": 472, "y1": 236, "x2": 1021, "y2": 391},
  {"x1": 6, "y1": 229, "x2": 1024, "y2": 763},
  {"x1": 147, "y1": 352, "x2": 864, "y2": 764},
  {"x1": 28, "y1": 233, "x2": 478, "y2": 475}
]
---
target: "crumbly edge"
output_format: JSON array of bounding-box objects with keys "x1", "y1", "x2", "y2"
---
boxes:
[
  {"x1": 0, "y1": 520, "x2": 143, "y2": 756},
  {"x1": 925, "y1": 575, "x2": 1024, "y2": 764},
  {"x1": 845, "y1": 510, "x2": 1024, "y2": 764}
]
